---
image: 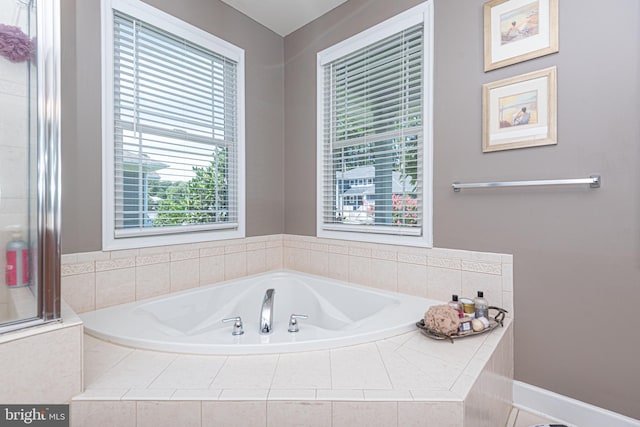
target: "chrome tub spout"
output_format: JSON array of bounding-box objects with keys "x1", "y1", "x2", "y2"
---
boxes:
[{"x1": 260, "y1": 288, "x2": 275, "y2": 334}]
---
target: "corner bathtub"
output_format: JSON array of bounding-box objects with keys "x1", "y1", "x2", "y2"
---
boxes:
[{"x1": 80, "y1": 270, "x2": 440, "y2": 355}]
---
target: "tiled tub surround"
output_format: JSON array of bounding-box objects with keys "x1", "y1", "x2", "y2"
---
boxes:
[
  {"x1": 0, "y1": 302, "x2": 83, "y2": 404},
  {"x1": 61, "y1": 234, "x2": 513, "y2": 318},
  {"x1": 73, "y1": 320, "x2": 513, "y2": 427},
  {"x1": 64, "y1": 235, "x2": 514, "y2": 426}
]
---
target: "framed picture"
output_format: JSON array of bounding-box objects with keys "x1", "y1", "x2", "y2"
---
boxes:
[
  {"x1": 482, "y1": 66, "x2": 556, "y2": 152},
  {"x1": 484, "y1": 0, "x2": 558, "y2": 72}
]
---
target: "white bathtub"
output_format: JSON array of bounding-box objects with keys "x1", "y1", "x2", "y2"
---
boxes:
[{"x1": 80, "y1": 270, "x2": 440, "y2": 354}]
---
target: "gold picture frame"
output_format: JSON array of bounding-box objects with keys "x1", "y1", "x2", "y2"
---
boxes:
[
  {"x1": 482, "y1": 66, "x2": 557, "y2": 153},
  {"x1": 484, "y1": 0, "x2": 558, "y2": 72}
]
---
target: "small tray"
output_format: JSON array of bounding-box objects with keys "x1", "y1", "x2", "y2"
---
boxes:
[{"x1": 416, "y1": 306, "x2": 507, "y2": 343}]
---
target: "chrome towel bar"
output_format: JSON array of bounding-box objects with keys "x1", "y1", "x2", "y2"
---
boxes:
[{"x1": 452, "y1": 175, "x2": 600, "y2": 192}]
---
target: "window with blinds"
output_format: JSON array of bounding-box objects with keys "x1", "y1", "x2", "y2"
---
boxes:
[
  {"x1": 317, "y1": 3, "x2": 432, "y2": 246},
  {"x1": 102, "y1": 0, "x2": 245, "y2": 249}
]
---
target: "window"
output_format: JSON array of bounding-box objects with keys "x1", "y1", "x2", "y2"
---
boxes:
[
  {"x1": 317, "y1": 2, "x2": 433, "y2": 247},
  {"x1": 101, "y1": 0, "x2": 245, "y2": 249}
]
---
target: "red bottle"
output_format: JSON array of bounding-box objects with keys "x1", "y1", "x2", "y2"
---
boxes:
[{"x1": 6, "y1": 228, "x2": 29, "y2": 287}]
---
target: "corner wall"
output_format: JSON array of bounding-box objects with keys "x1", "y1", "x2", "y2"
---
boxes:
[{"x1": 283, "y1": 0, "x2": 640, "y2": 419}]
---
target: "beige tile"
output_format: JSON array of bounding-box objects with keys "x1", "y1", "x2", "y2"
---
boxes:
[
  {"x1": 398, "y1": 252, "x2": 428, "y2": 265},
  {"x1": 267, "y1": 401, "x2": 331, "y2": 427},
  {"x1": 149, "y1": 355, "x2": 227, "y2": 389},
  {"x1": 219, "y1": 389, "x2": 269, "y2": 400},
  {"x1": 265, "y1": 247, "x2": 283, "y2": 270},
  {"x1": 247, "y1": 249, "x2": 267, "y2": 275},
  {"x1": 123, "y1": 388, "x2": 176, "y2": 400},
  {"x1": 224, "y1": 252, "x2": 247, "y2": 280},
  {"x1": 461, "y1": 259, "x2": 502, "y2": 275},
  {"x1": 136, "y1": 262, "x2": 170, "y2": 300},
  {"x1": 172, "y1": 389, "x2": 222, "y2": 400},
  {"x1": 332, "y1": 401, "x2": 397, "y2": 427},
  {"x1": 110, "y1": 248, "x2": 140, "y2": 260},
  {"x1": 96, "y1": 257, "x2": 136, "y2": 272},
  {"x1": 71, "y1": 401, "x2": 136, "y2": 427},
  {"x1": 199, "y1": 255, "x2": 225, "y2": 286},
  {"x1": 369, "y1": 259, "x2": 398, "y2": 292},
  {"x1": 316, "y1": 389, "x2": 364, "y2": 401},
  {"x1": 171, "y1": 258, "x2": 199, "y2": 292},
  {"x1": 331, "y1": 343, "x2": 392, "y2": 390},
  {"x1": 72, "y1": 388, "x2": 129, "y2": 400},
  {"x1": 202, "y1": 401, "x2": 266, "y2": 427},
  {"x1": 89, "y1": 350, "x2": 177, "y2": 389},
  {"x1": 136, "y1": 253, "x2": 170, "y2": 266},
  {"x1": 327, "y1": 252, "x2": 349, "y2": 281},
  {"x1": 200, "y1": 246, "x2": 225, "y2": 257},
  {"x1": 211, "y1": 355, "x2": 279, "y2": 389},
  {"x1": 271, "y1": 351, "x2": 331, "y2": 389},
  {"x1": 502, "y1": 263, "x2": 513, "y2": 292},
  {"x1": 349, "y1": 246, "x2": 372, "y2": 258},
  {"x1": 461, "y1": 271, "x2": 502, "y2": 307},
  {"x1": 426, "y1": 266, "x2": 461, "y2": 302},
  {"x1": 62, "y1": 273, "x2": 95, "y2": 313},
  {"x1": 376, "y1": 341, "x2": 446, "y2": 390},
  {"x1": 75, "y1": 251, "x2": 111, "y2": 263},
  {"x1": 506, "y1": 407, "x2": 518, "y2": 426},
  {"x1": 171, "y1": 249, "x2": 199, "y2": 261},
  {"x1": 136, "y1": 401, "x2": 201, "y2": 427},
  {"x1": 284, "y1": 247, "x2": 310, "y2": 273},
  {"x1": 84, "y1": 336, "x2": 134, "y2": 387},
  {"x1": 397, "y1": 262, "x2": 428, "y2": 298},
  {"x1": 61, "y1": 261, "x2": 95, "y2": 277},
  {"x1": 348, "y1": 256, "x2": 373, "y2": 287},
  {"x1": 0, "y1": 324, "x2": 82, "y2": 404},
  {"x1": 397, "y1": 401, "x2": 464, "y2": 427},
  {"x1": 267, "y1": 389, "x2": 316, "y2": 400},
  {"x1": 363, "y1": 389, "x2": 413, "y2": 401},
  {"x1": 308, "y1": 250, "x2": 329, "y2": 277},
  {"x1": 95, "y1": 268, "x2": 136, "y2": 309}
]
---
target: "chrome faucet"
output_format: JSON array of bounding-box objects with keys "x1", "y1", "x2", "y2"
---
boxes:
[{"x1": 260, "y1": 288, "x2": 275, "y2": 334}]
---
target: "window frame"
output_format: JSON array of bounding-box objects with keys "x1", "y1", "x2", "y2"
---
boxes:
[
  {"x1": 101, "y1": 0, "x2": 245, "y2": 250},
  {"x1": 316, "y1": 2, "x2": 433, "y2": 247}
]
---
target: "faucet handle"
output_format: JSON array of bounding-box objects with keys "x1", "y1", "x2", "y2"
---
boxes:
[
  {"x1": 288, "y1": 314, "x2": 308, "y2": 333},
  {"x1": 222, "y1": 317, "x2": 244, "y2": 336}
]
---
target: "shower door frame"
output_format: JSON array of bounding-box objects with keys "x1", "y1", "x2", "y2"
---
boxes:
[{"x1": 0, "y1": 0, "x2": 61, "y2": 333}]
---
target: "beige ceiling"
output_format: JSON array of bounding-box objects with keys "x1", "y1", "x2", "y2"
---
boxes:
[{"x1": 219, "y1": 0, "x2": 349, "y2": 36}]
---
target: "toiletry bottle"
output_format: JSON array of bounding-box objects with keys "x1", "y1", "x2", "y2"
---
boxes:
[
  {"x1": 448, "y1": 294, "x2": 464, "y2": 318},
  {"x1": 5, "y1": 227, "x2": 29, "y2": 287},
  {"x1": 474, "y1": 291, "x2": 488, "y2": 319}
]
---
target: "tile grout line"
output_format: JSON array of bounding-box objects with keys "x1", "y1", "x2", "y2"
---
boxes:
[
  {"x1": 207, "y1": 356, "x2": 229, "y2": 389},
  {"x1": 374, "y1": 341, "x2": 396, "y2": 396}
]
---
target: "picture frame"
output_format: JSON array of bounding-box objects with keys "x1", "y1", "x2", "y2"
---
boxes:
[
  {"x1": 482, "y1": 66, "x2": 556, "y2": 153},
  {"x1": 484, "y1": 0, "x2": 558, "y2": 72}
]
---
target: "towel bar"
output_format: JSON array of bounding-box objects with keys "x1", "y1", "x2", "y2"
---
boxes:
[{"x1": 452, "y1": 175, "x2": 600, "y2": 192}]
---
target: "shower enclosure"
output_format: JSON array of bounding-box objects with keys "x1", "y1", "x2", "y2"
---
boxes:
[{"x1": 0, "y1": 0, "x2": 61, "y2": 332}]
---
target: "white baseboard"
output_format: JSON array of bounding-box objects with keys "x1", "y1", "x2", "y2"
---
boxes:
[{"x1": 512, "y1": 381, "x2": 640, "y2": 427}]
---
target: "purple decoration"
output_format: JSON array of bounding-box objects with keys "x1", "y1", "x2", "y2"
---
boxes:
[{"x1": 0, "y1": 23, "x2": 35, "y2": 63}]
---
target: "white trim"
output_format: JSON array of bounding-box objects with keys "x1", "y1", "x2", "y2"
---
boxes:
[
  {"x1": 316, "y1": 1, "x2": 433, "y2": 248},
  {"x1": 100, "y1": 0, "x2": 245, "y2": 251},
  {"x1": 513, "y1": 381, "x2": 640, "y2": 427}
]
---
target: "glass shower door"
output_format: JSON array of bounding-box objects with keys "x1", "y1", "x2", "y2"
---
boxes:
[{"x1": 0, "y1": 0, "x2": 61, "y2": 331}]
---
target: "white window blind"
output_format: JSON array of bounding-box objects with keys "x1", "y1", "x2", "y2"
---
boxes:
[
  {"x1": 319, "y1": 19, "x2": 427, "y2": 240},
  {"x1": 110, "y1": 9, "x2": 240, "y2": 239}
]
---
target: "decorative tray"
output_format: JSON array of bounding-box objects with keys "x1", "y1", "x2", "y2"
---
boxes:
[{"x1": 416, "y1": 306, "x2": 508, "y2": 343}]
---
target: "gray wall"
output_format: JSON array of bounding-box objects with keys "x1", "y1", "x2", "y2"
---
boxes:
[
  {"x1": 60, "y1": 0, "x2": 285, "y2": 253},
  {"x1": 284, "y1": 0, "x2": 640, "y2": 420}
]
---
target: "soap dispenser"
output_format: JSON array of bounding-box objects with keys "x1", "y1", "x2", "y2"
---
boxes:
[
  {"x1": 5, "y1": 226, "x2": 29, "y2": 287},
  {"x1": 474, "y1": 291, "x2": 488, "y2": 319}
]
